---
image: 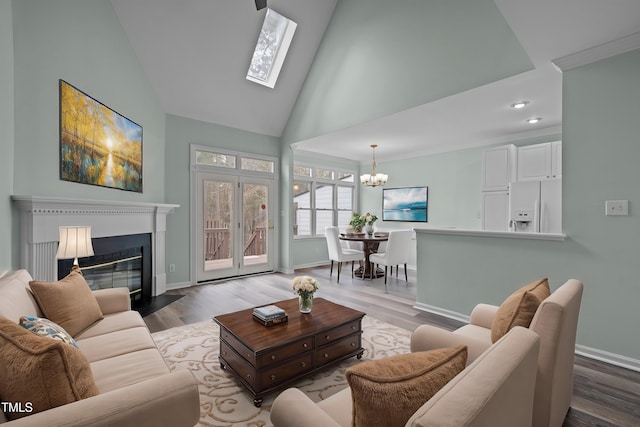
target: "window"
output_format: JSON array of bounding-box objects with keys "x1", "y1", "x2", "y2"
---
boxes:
[
  {"x1": 293, "y1": 164, "x2": 357, "y2": 237},
  {"x1": 193, "y1": 148, "x2": 277, "y2": 177}
]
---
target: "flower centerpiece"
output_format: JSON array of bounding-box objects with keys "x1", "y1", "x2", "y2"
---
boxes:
[
  {"x1": 349, "y1": 212, "x2": 378, "y2": 234},
  {"x1": 292, "y1": 276, "x2": 318, "y2": 313}
]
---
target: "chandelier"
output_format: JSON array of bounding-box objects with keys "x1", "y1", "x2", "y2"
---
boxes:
[{"x1": 360, "y1": 144, "x2": 388, "y2": 187}]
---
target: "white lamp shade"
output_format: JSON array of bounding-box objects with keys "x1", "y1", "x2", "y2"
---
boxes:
[{"x1": 56, "y1": 226, "x2": 95, "y2": 260}]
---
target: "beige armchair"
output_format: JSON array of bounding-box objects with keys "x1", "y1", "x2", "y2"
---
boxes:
[
  {"x1": 411, "y1": 279, "x2": 583, "y2": 427},
  {"x1": 271, "y1": 326, "x2": 541, "y2": 427}
]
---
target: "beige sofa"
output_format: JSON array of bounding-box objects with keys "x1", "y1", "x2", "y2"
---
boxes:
[
  {"x1": 0, "y1": 269, "x2": 200, "y2": 427},
  {"x1": 271, "y1": 326, "x2": 541, "y2": 427},
  {"x1": 410, "y1": 279, "x2": 583, "y2": 427}
]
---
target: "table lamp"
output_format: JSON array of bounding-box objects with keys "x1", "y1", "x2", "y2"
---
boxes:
[{"x1": 56, "y1": 226, "x2": 95, "y2": 274}]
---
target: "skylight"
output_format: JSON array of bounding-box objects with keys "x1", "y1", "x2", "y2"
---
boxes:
[{"x1": 246, "y1": 8, "x2": 297, "y2": 88}]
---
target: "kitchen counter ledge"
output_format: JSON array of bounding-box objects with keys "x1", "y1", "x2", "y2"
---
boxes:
[{"x1": 413, "y1": 227, "x2": 566, "y2": 241}]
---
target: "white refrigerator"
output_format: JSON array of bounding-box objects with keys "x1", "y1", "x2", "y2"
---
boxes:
[{"x1": 508, "y1": 180, "x2": 562, "y2": 233}]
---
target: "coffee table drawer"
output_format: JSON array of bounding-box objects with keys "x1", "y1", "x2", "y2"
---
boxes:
[
  {"x1": 256, "y1": 337, "x2": 313, "y2": 368},
  {"x1": 221, "y1": 328, "x2": 256, "y2": 365},
  {"x1": 259, "y1": 352, "x2": 313, "y2": 388},
  {"x1": 220, "y1": 341, "x2": 258, "y2": 389},
  {"x1": 315, "y1": 333, "x2": 361, "y2": 366},
  {"x1": 314, "y1": 320, "x2": 361, "y2": 346}
]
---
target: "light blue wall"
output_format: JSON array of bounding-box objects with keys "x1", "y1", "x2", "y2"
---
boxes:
[
  {"x1": 281, "y1": 0, "x2": 532, "y2": 145},
  {"x1": 164, "y1": 114, "x2": 281, "y2": 284},
  {"x1": 11, "y1": 0, "x2": 165, "y2": 204},
  {"x1": 0, "y1": 0, "x2": 15, "y2": 269},
  {"x1": 416, "y1": 49, "x2": 640, "y2": 361}
]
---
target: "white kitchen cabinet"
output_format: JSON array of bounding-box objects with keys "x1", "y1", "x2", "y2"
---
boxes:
[
  {"x1": 482, "y1": 144, "x2": 516, "y2": 191},
  {"x1": 517, "y1": 141, "x2": 562, "y2": 181},
  {"x1": 482, "y1": 191, "x2": 509, "y2": 231}
]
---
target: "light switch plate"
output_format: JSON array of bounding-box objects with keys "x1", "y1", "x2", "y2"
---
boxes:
[{"x1": 605, "y1": 200, "x2": 628, "y2": 216}]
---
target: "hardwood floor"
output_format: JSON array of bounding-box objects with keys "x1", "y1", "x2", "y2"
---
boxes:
[{"x1": 144, "y1": 266, "x2": 640, "y2": 427}]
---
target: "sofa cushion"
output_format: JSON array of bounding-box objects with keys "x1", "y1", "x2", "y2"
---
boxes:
[
  {"x1": 29, "y1": 270, "x2": 104, "y2": 337},
  {"x1": 74, "y1": 311, "x2": 147, "y2": 340},
  {"x1": 491, "y1": 278, "x2": 551, "y2": 343},
  {"x1": 346, "y1": 345, "x2": 467, "y2": 427},
  {"x1": 19, "y1": 315, "x2": 78, "y2": 348},
  {"x1": 0, "y1": 316, "x2": 99, "y2": 420},
  {"x1": 89, "y1": 348, "x2": 170, "y2": 393},
  {"x1": 0, "y1": 269, "x2": 42, "y2": 322}
]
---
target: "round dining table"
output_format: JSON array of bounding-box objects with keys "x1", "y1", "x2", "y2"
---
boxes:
[{"x1": 338, "y1": 232, "x2": 388, "y2": 279}]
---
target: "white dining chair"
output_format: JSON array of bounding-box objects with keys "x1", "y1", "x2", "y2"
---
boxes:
[
  {"x1": 325, "y1": 226, "x2": 365, "y2": 283},
  {"x1": 369, "y1": 229, "x2": 412, "y2": 292}
]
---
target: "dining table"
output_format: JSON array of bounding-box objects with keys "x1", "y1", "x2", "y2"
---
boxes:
[{"x1": 338, "y1": 232, "x2": 388, "y2": 279}]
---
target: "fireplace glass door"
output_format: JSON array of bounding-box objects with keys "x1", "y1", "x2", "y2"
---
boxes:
[{"x1": 196, "y1": 172, "x2": 274, "y2": 282}]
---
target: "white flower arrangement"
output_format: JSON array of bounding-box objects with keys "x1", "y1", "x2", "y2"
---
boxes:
[{"x1": 292, "y1": 276, "x2": 318, "y2": 298}]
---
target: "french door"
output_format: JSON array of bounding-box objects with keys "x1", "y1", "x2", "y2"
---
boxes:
[{"x1": 195, "y1": 172, "x2": 274, "y2": 282}]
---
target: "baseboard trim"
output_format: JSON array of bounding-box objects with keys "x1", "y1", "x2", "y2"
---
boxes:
[
  {"x1": 292, "y1": 261, "x2": 330, "y2": 271},
  {"x1": 414, "y1": 302, "x2": 640, "y2": 373},
  {"x1": 575, "y1": 345, "x2": 640, "y2": 373},
  {"x1": 165, "y1": 281, "x2": 192, "y2": 291},
  {"x1": 413, "y1": 302, "x2": 470, "y2": 324}
]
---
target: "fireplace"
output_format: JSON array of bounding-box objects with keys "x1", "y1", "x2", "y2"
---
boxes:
[
  {"x1": 12, "y1": 196, "x2": 178, "y2": 297},
  {"x1": 58, "y1": 233, "x2": 152, "y2": 303}
]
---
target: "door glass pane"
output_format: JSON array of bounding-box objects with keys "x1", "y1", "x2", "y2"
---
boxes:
[
  {"x1": 203, "y1": 180, "x2": 233, "y2": 271},
  {"x1": 243, "y1": 183, "x2": 268, "y2": 266}
]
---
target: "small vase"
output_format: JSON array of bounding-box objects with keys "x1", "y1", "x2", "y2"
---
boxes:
[
  {"x1": 299, "y1": 293, "x2": 313, "y2": 313},
  {"x1": 365, "y1": 224, "x2": 374, "y2": 235}
]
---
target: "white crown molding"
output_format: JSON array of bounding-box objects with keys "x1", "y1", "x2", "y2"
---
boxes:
[{"x1": 552, "y1": 31, "x2": 640, "y2": 71}]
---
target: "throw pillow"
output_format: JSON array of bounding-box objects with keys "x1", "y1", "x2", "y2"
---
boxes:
[
  {"x1": 29, "y1": 270, "x2": 103, "y2": 337},
  {"x1": 491, "y1": 278, "x2": 551, "y2": 343},
  {"x1": 0, "y1": 316, "x2": 99, "y2": 420},
  {"x1": 346, "y1": 345, "x2": 467, "y2": 427},
  {"x1": 19, "y1": 315, "x2": 78, "y2": 348}
]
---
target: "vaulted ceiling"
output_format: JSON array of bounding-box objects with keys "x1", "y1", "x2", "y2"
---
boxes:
[{"x1": 110, "y1": 0, "x2": 640, "y2": 162}]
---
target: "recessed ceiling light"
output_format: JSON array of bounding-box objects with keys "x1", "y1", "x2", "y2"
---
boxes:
[
  {"x1": 511, "y1": 101, "x2": 529, "y2": 109},
  {"x1": 526, "y1": 118, "x2": 542, "y2": 124}
]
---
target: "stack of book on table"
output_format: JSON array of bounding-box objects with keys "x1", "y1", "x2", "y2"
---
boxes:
[{"x1": 252, "y1": 304, "x2": 288, "y2": 326}]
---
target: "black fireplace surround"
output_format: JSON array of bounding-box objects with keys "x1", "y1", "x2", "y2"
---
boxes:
[{"x1": 58, "y1": 233, "x2": 152, "y2": 303}]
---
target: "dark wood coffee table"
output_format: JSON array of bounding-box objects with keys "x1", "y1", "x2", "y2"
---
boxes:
[{"x1": 213, "y1": 297, "x2": 365, "y2": 407}]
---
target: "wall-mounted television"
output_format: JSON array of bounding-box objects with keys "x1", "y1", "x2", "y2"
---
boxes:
[{"x1": 382, "y1": 186, "x2": 428, "y2": 222}]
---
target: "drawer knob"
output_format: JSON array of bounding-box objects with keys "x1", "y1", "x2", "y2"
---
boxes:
[
  {"x1": 303, "y1": 343, "x2": 308, "y2": 348},
  {"x1": 300, "y1": 362, "x2": 306, "y2": 368},
  {"x1": 270, "y1": 375, "x2": 276, "y2": 381},
  {"x1": 324, "y1": 353, "x2": 329, "y2": 358},
  {"x1": 351, "y1": 342, "x2": 356, "y2": 347},
  {"x1": 351, "y1": 325, "x2": 356, "y2": 330},
  {"x1": 247, "y1": 374, "x2": 252, "y2": 379},
  {"x1": 271, "y1": 355, "x2": 276, "y2": 360},
  {"x1": 222, "y1": 351, "x2": 227, "y2": 355},
  {"x1": 325, "y1": 335, "x2": 330, "y2": 340}
]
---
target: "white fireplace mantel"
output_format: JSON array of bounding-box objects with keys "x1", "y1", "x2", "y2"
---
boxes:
[{"x1": 12, "y1": 195, "x2": 179, "y2": 296}]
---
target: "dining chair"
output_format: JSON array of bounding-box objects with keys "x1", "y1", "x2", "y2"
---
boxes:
[
  {"x1": 325, "y1": 226, "x2": 365, "y2": 283},
  {"x1": 368, "y1": 229, "x2": 412, "y2": 292}
]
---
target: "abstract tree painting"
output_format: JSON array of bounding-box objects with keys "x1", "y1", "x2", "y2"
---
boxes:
[{"x1": 59, "y1": 80, "x2": 142, "y2": 192}]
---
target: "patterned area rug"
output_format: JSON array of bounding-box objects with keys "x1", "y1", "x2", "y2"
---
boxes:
[{"x1": 151, "y1": 316, "x2": 411, "y2": 427}]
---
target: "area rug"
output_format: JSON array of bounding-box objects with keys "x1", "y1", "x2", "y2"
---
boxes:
[{"x1": 151, "y1": 315, "x2": 411, "y2": 427}]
